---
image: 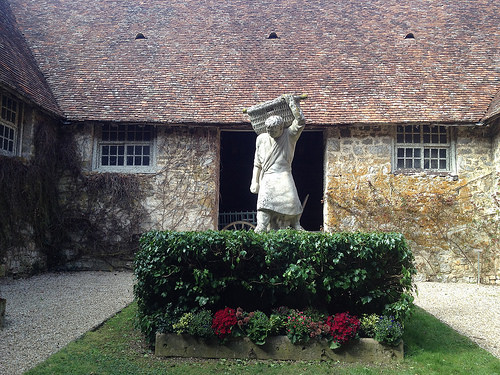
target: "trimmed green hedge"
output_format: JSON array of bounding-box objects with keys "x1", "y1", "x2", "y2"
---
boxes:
[{"x1": 134, "y1": 230, "x2": 416, "y2": 345}]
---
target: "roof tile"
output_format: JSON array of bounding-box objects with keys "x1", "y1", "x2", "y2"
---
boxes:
[
  {"x1": 5, "y1": 0, "x2": 500, "y2": 125},
  {"x1": 0, "y1": 0, "x2": 61, "y2": 115}
]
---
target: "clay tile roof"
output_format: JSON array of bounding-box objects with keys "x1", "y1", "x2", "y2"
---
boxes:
[
  {"x1": 0, "y1": 0, "x2": 61, "y2": 116},
  {"x1": 483, "y1": 89, "x2": 500, "y2": 122},
  {"x1": 5, "y1": 0, "x2": 500, "y2": 126}
]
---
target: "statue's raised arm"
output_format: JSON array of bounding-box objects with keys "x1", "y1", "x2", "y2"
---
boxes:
[{"x1": 283, "y1": 94, "x2": 306, "y2": 128}]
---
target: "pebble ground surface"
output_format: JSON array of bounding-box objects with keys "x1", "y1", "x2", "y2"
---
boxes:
[
  {"x1": 413, "y1": 281, "x2": 499, "y2": 359},
  {"x1": 0, "y1": 273, "x2": 498, "y2": 375},
  {"x1": 0, "y1": 271, "x2": 134, "y2": 375}
]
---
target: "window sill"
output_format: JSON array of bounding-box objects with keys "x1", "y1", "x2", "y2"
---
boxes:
[
  {"x1": 0, "y1": 150, "x2": 16, "y2": 157},
  {"x1": 392, "y1": 169, "x2": 458, "y2": 180},
  {"x1": 92, "y1": 166, "x2": 158, "y2": 174}
]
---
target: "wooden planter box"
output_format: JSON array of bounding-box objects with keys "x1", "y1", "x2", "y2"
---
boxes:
[{"x1": 155, "y1": 333, "x2": 403, "y2": 363}]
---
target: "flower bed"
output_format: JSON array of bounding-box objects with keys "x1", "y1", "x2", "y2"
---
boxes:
[{"x1": 155, "y1": 305, "x2": 405, "y2": 363}]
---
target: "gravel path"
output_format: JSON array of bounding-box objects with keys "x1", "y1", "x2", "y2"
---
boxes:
[
  {"x1": 0, "y1": 273, "x2": 498, "y2": 375},
  {"x1": 0, "y1": 271, "x2": 135, "y2": 375},
  {"x1": 414, "y1": 281, "x2": 500, "y2": 359}
]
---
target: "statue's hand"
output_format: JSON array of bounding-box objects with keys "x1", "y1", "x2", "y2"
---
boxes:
[
  {"x1": 283, "y1": 94, "x2": 305, "y2": 123},
  {"x1": 282, "y1": 94, "x2": 294, "y2": 106},
  {"x1": 250, "y1": 182, "x2": 259, "y2": 194}
]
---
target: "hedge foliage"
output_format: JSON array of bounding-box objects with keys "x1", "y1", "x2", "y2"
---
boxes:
[{"x1": 134, "y1": 230, "x2": 416, "y2": 345}]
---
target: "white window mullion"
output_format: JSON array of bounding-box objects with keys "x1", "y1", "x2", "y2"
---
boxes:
[
  {"x1": 95, "y1": 123, "x2": 156, "y2": 172},
  {"x1": 0, "y1": 93, "x2": 19, "y2": 156},
  {"x1": 394, "y1": 125, "x2": 452, "y2": 173}
]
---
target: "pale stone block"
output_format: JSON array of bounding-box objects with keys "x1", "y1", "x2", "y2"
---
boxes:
[{"x1": 155, "y1": 334, "x2": 403, "y2": 363}]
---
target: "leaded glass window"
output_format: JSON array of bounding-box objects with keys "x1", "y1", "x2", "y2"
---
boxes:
[
  {"x1": 97, "y1": 124, "x2": 154, "y2": 169},
  {"x1": 0, "y1": 94, "x2": 19, "y2": 155},
  {"x1": 395, "y1": 125, "x2": 450, "y2": 171}
]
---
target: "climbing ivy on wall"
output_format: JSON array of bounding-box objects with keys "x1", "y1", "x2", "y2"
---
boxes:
[
  {"x1": 0, "y1": 121, "x2": 65, "y2": 268},
  {"x1": 151, "y1": 127, "x2": 218, "y2": 231},
  {"x1": 63, "y1": 172, "x2": 147, "y2": 260},
  {"x1": 0, "y1": 121, "x2": 148, "y2": 273}
]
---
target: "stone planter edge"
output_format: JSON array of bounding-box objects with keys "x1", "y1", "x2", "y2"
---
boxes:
[
  {"x1": 155, "y1": 333, "x2": 403, "y2": 363},
  {"x1": 0, "y1": 297, "x2": 6, "y2": 329}
]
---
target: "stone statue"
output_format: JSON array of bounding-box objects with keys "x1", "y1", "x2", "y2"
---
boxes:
[{"x1": 249, "y1": 94, "x2": 306, "y2": 232}]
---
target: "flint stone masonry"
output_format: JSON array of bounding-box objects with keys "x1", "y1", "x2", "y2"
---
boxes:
[
  {"x1": 493, "y1": 121, "x2": 500, "y2": 187},
  {"x1": 4, "y1": 245, "x2": 46, "y2": 276},
  {"x1": 3, "y1": 87, "x2": 498, "y2": 284},
  {"x1": 61, "y1": 124, "x2": 219, "y2": 260},
  {"x1": 155, "y1": 334, "x2": 404, "y2": 363},
  {"x1": 144, "y1": 126, "x2": 219, "y2": 231}
]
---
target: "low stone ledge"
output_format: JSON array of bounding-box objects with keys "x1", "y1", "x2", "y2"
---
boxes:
[
  {"x1": 0, "y1": 298, "x2": 6, "y2": 329},
  {"x1": 155, "y1": 333, "x2": 403, "y2": 363}
]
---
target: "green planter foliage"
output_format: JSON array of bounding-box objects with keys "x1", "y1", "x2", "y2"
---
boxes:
[{"x1": 134, "y1": 230, "x2": 416, "y2": 345}]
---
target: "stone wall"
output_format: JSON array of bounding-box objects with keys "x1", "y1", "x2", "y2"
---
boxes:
[
  {"x1": 143, "y1": 126, "x2": 219, "y2": 231},
  {"x1": 3, "y1": 121, "x2": 220, "y2": 275},
  {"x1": 324, "y1": 125, "x2": 499, "y2": 284},
  {"x1": 490, "y1": 119, "x2": 500, "y2": 283},
  {"x1": 54, "y1": 124, "x2": 220, "y2": 271},
  {"x1": 4, "y1": 117, "x2": 498, "y2": 281},
  {"x1": 493, "y1": 119, "x2": 500, "y2": 183},
  {"x1": 71, "y1": 123, "x2": 219, "y2": 232},
  {"x1": 1, "y1": 101, "x2": 61, "y2": 275},
  {"x1": 4, "y1": 242, "x2": 46, "y2": 275}
]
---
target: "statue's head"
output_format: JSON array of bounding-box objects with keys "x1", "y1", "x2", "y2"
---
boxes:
[{"x1": 265, "y1": 115, "x2": 284, "y2": 139}]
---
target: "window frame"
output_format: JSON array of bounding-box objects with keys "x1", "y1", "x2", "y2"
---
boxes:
[
  {"x1": 0, "y1": 92, "x2": 21, "y2": 156},
  {"x1": 93, "y1": 123, "x2": 157, "y2": 172},
  {"x1": 392, "y1": 124, "x2": 457, "y2": 176}
]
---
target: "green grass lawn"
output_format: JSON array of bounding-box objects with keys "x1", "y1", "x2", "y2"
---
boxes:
[{"x1": 25, "y1": 303, "x2": 500, "y2": 375}]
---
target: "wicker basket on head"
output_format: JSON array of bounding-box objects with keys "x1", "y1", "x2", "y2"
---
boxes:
[{"x1": 244, "y1": 94, "x2": 307, "y2": 135}]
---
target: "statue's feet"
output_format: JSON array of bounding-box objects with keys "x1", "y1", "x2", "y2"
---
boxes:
[
  {"x1": 254, "y1": 224, "x2": 267, "y2": 233},
  {"x1": 293, "y1": 225, "x2": 305, "y2": 231}
]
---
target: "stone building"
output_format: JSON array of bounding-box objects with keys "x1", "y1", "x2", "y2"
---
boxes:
[{"x1": 0, "y1": 0, "x2": 499, "y2": 282}]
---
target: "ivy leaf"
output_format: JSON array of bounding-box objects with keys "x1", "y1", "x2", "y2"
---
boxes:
[{"x1": 329, "y1": 340, "x2": 341, "y2": 350}]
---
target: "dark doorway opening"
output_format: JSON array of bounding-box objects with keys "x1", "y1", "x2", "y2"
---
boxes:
[
  {"x1": 292, "y1": 131, "x2": 324, "y2": 231},
  {"x1": 218, "y1": 131, "x2": 258, "y2": 229},
  {"x1": 219, "y1": 131, "x2": 324, "y2": 231}
]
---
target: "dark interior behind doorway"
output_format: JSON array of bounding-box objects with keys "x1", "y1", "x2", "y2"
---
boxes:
[{"x1": 219, "y1": 131, "x2": 324, "y2": 231}]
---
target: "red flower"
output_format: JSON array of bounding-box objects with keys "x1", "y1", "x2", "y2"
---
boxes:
[
  {"x1": 325, "y1": 312, "x2": 360, "y2": 345},
  {"x1": 212, "y1": 307, "x2": 237, "y2": 339}
]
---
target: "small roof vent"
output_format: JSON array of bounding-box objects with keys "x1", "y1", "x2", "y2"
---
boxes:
[
  {"x1": 404, "y1": 33, "x2": 415, "y2": 39},
  {"x1": 267, "y1": 32, "x2": 279, "y2": 39},
  {"x1": 135, "y1": 33, "x2": 147, "y2": 40}
]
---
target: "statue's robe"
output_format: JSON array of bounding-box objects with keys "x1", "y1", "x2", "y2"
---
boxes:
[{"x1": 253, "y1": 120, "x2": 304, "y2": 216}]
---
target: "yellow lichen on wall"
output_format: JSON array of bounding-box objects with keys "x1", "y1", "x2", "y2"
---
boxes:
[
  {"x1": 326, "y1": 171, "x2": 471, "y2": 233},
  {"x1": 324, "y1": 126, "x2": 499, "y2": 283}
]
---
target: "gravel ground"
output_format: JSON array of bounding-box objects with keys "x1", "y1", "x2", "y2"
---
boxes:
[
  {"x1": 0, "y1": 273, "x2": 498, "y2": 375},
  {"x1": 413, "y1": 281, "x2": 500, "y2": 359},
  {"x1": 0, "y1": 271, "x2": 135, "y2": 375}
]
